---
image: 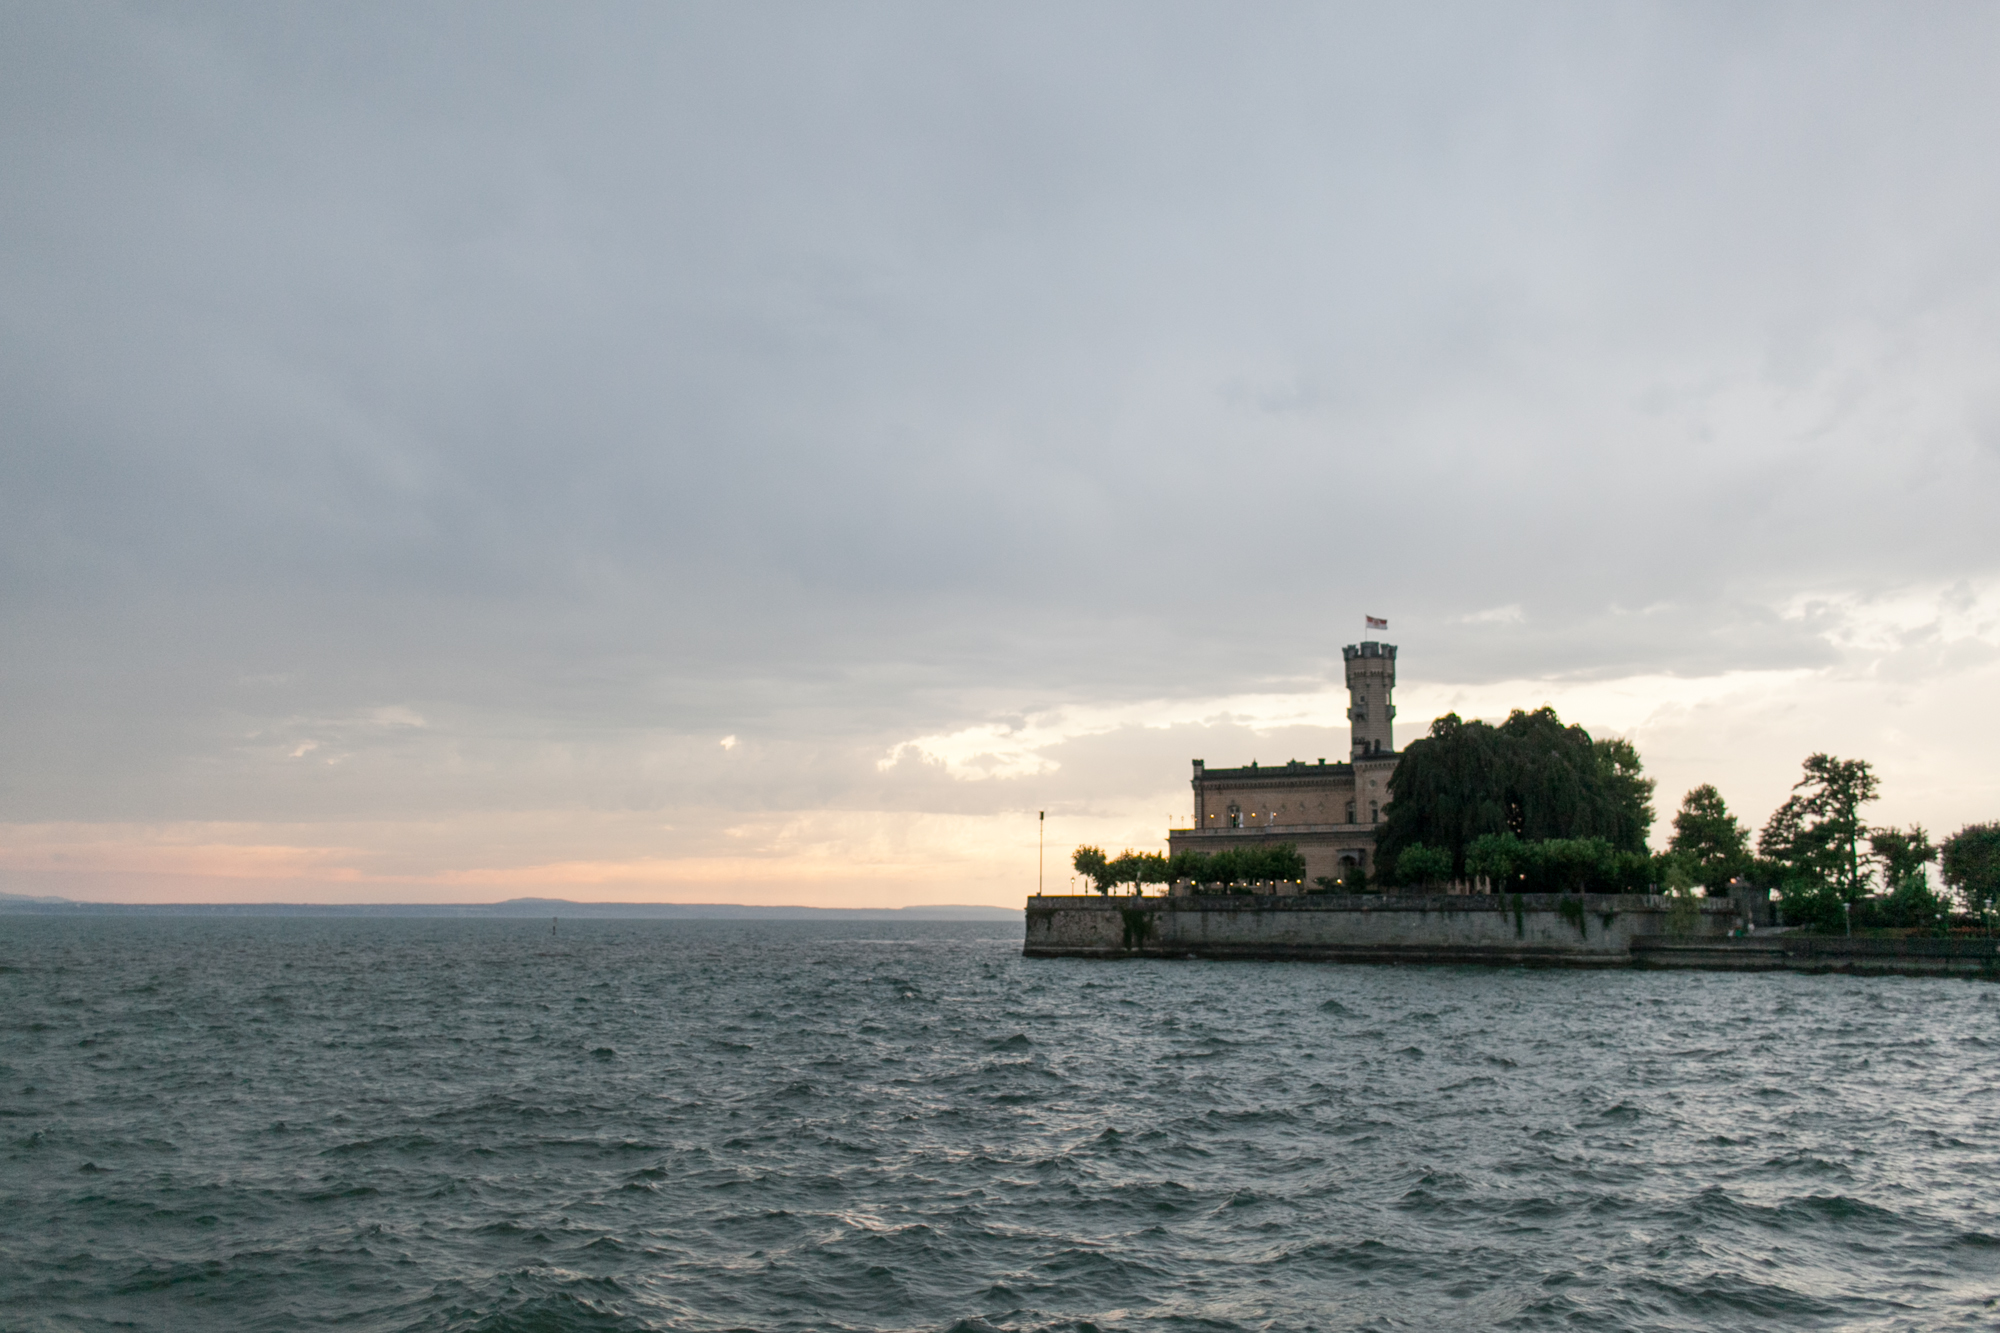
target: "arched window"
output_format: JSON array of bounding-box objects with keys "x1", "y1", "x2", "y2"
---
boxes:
[
  {"x1": 1345, "y1": 800, "x2": 1355, "y2": 824},
  {"x1": 1369, "y1": 801, "x2": 1379, "y2": 823},
  {"x1": 1228, "y1": 804, "x2": 1242, "y2": 828}
]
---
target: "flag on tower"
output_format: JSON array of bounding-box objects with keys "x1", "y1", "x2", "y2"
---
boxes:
[{"x1": 1366, "y1": 615, "x2": 1388, "y2": 630}]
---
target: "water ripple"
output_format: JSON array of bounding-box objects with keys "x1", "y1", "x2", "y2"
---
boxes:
[{"x1": 2, "y1": 917, "x2": 1998, "y2": 1331}]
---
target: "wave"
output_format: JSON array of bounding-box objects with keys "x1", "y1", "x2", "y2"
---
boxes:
[{"x1": 4, "y1": 916, "x2": 1993, "y2": 1333}]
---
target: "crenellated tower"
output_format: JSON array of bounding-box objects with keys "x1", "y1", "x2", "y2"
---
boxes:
[{"x1": 1343, "y1": 641, "x2": 1397, "y2": 759}]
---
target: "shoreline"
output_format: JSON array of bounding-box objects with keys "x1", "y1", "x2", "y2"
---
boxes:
[{"x1": 1024, "y1": 893, "x2": 2000, "y2": 978}]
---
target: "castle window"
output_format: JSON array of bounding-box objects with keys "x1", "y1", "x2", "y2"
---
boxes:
[
  {"x1": 1345, "y1": 800, "x2": 1355, "y2": 823},
  {"x1": 1370, "y1": 801, "x2": 1379, "y2": 823}
]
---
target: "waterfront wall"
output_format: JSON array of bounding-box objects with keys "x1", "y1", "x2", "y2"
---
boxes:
[
  {"x1": 1023, "y1": 894, "x2": 2000, "y2": 977},
  {"x1": 1633, "y1": 935, "x2": 2000, "y2": 978},
  {"x1": 1023, "y1": 893, "x2": 1738, "y2": 967}
]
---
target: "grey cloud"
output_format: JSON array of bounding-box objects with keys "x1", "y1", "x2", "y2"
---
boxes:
[{"x1": 4, "y1": 3, "x2": 1999, "y2": 828}]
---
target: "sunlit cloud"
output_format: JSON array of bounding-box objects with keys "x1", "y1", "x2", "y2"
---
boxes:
[{"x1": 879, "y1": 692, "x2": 1348, "y2": 780}]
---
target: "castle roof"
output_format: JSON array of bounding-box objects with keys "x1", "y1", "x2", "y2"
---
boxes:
[{"x1": 1190, "y1": 757, "x2": 1383, "y2": 782}]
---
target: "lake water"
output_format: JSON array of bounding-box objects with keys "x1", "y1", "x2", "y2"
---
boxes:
[{"x1": 2, "y1": 916, "x2": 1997, "y2": 1331}]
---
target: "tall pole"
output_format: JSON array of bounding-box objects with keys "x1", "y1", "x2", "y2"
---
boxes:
[{"x1": 1038, "y1": 811, "x2": 1044, "y2": 895}]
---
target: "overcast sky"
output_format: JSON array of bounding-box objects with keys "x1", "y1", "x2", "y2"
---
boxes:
[{"x1": 4, "y1": 3, "x2": 1999, "y2": 904}]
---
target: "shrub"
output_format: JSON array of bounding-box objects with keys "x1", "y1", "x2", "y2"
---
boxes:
[{"x1": 1779, "y1": 879, "x2": 1849, "y2": 934}]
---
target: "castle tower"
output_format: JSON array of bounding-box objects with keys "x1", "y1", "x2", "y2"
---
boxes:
[{"x1": 1343, "y1": 641, "x2": 1397, "y2": 759}]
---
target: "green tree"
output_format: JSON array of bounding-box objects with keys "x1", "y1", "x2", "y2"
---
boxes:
[
  {"x1": 1376, "y1": 713, "x2": 1508, "y2": 879},
  {"x1": 1779, "y1": 879, "x2": 1850, "y2": 934},
  {"x1": 1757, "y1": 754, "x2": 1880, "y2": 900},
  {"x1": 1071, "y1": 845, "x2": 1110, "y2": 895},
  {"x1": 1230, "y1": 844, "x2": 1307, "y2": 884},
  {"x1": 1462, "y1": 832, "x2": 1657, "y2": 895},
  {"x1": 1668, "y1": 784, "x2": 1752, "y2": 890},
  {"x1": 1263, "y1": 843, "x2": 1307, "y2": 882},
  {"x1": 1466, "y1": 831, "x2": 1527, "y2": 890},
  {"x1": 1500, "y1": 708, "x2": 1648, "y2": 848},
  {"x1": 1100, "y1": 850, "x2": 1170, "y2": 894},
  {"x1": 1595, "y1": 736, "x2": 1657, "y2": 852},
  {"x1": 1205, "y1": 848, "x2": 1245, "y2": 890},
  {"x1": 1396, "y1": 844, "x2": 1452, "y2": 886},
  {"x1": 1871, "y1": 825, "x2": 1938, "y2": 893},
  {"x1": 1378, "y1": 707, "x2": 1653, "y2": 878},
  {"x1": 1536, "y1": 838, "x2": 1616, "y2": 895},
  {"x1": 1860, "y1": 827, "x2": 1945, "y2": 931},
  {"x1": 1941, "y1": 822, "x2": 2000, "y2": 917}
]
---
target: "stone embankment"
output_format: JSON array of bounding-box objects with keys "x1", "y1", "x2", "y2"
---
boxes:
[
  {"x1": 1631, "y1": 934, "x2": 2000, "y2": 978},
  {"x1": 1024, "y1": 894, "x2": 2000, "y2": 978}
]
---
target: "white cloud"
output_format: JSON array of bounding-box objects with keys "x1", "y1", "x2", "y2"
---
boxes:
[{"x1": 1461, "y1": 604, "x2": 1525, "y2": 625}]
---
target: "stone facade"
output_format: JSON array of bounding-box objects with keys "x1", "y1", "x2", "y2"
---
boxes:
[{"x1": 1167, "y1": 640, "x2": 1400, "y2": 884}]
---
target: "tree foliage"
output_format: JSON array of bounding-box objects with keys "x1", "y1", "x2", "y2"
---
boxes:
[
  {"x1": 1941, "y1": 822, "x2": 2000, "y2": 916},
  {"x1": 1778, "y1": 880, "x2": 1850, "y2": 934},
  {"x1": 1377, "y1": 707, "x2": 1654, "y2": 879},
  {"x1": 1071, "y1": 845, "x2": 1110, "y2": 894},
  {"x1": 1595, "y1": 737, "x2": 1657, "y2": 855},
  {"x1": 1668, "y1": 784, "x2": 1752, "y2": 890},
  {"x1": 1395, "y1": 844, "x2": 1452, "y2": 886},
  {"x1": 1756, "y1": 754, "x2": 1880, "y2": 900},
  {"x1": 1870, "y1": 825, "x2": 1937, "y2": 893},
  {"x1": 1859, "y1": 824, "x2": 1946, "y2": 930},
  {"x1": 1103, "y1": 850, "x2": 1170, "y2": 894},
  {"x1": 1312, "y1": 862, "x2": 1371, "y2": 894},
  {"x1": 1167, "y1": 844, "x2": 1306, "y2": 893},
  {"x1": 1461, "y1": 830, "x2": 1655, "y2": 894}
]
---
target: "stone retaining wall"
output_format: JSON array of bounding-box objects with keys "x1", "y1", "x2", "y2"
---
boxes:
[
  {"x1": 1024, "y1": 895, "x2": 2000, "y2": 977},
  {"x1": 1633, "y1": 935, "x2": 2000, "y2": 978},
  {"x1": 1023, "y1": 893, "x2": 1738, "y2": 967}
]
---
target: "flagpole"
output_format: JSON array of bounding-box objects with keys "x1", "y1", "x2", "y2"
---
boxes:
[{"x1": 1038, "y1": 811, "x2": 1044, "y2": 895}]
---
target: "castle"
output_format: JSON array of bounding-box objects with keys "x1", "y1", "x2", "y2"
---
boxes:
[{"x1": 1166, "y1": 641, "x2": 1399, "y2": 886}]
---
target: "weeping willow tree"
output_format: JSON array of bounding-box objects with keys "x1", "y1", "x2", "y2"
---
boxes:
[{"x1": 1376, "y1": 707, "x2": 1655, "y2": 882}]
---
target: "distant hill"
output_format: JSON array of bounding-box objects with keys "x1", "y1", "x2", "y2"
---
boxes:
[{"x1": 0, "y1": 891, "x2": 1019, "y2": 920}]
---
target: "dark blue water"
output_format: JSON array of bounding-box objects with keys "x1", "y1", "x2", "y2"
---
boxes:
[{"x1": 3, "y1": 917, "x2": 1998, "y2": 1332}]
